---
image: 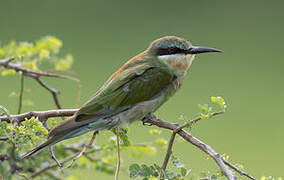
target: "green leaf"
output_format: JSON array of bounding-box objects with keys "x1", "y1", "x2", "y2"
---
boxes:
[
  {"x1": 129, "y1": 164, "x2": 141, "y2": 178},
  {"x1": 119, "y1": 128, "x2": 131, "y2": 146},
  {"x1": 1, "y1": 69, "x2": 16, "y2": 76},
  {"x1": 180, "y1": 167, "x2": 191, "y2": 177},
  {"x1": 149, "y1": 129, "x2": 161, "y2": 135},
  {"x1": 155, "y1": 138, "x2": 167, "y2": 147},
  {"x1": 55, "y1": 54, "x2": 73, "y2": 70},
  {"x1": 172, "y1": 156, "x2": 184, "y2": 168},
  {"x1": 39, "y1": 49, "x2": 50, "y2": 59},
  {"x1": 166, "y1": 172, "x2": 178, "y2": 179},
  {"x1": 0, "y1": 48, "x2": 6, "y2": 58},
  {"x1": 180, "y1": 167, "x2": 187, "y2": 176},
  {"x1": 211, "y1": 174, "x2": 219, "y2": 180},
  {"x1": 22, "y1": 61, "x2": 38, "y2": 71}
]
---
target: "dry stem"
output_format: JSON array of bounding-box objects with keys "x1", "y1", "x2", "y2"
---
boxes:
[{"x1": 115, "y1": 127, "x2": 121, "y2": 180}]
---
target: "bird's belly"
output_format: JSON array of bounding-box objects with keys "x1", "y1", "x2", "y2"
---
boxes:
[{"x1": 109, "y1": 96, "x2": 163, "y2": 127}]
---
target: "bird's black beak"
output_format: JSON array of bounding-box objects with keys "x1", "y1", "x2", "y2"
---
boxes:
[{"x1": 186, "y1": 46, "x2": 223, "y2": 54}]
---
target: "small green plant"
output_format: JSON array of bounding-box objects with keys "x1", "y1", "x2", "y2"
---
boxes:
[{"x1": 129, "y1": 156, "x2": 191, "y2": 180}]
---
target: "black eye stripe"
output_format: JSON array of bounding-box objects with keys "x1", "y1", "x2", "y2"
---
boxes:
[{"x1": 155, "y1": 47, "x2": 187, "y2": 56}]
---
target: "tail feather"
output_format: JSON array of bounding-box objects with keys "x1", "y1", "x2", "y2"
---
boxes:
[
  {"x1": 20, "y1": 115, "x2": 101, "y2": 159},
  {"x1": 20, "y1": 138, "x2": 55, "y2": 159},
  {"x1": 21, "y1": 125, "x2": 91, "y2": 159}
]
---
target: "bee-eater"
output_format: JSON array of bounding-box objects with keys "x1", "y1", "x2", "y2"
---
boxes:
[{"x1": 22, "y1": 36, "x2": 222, "y2": 158}]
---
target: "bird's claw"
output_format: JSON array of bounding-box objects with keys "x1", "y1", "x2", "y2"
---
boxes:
[
  {"x1": 142, "y1": 114, "x2": 155, "y2": 126},
  {"x1": 142, "y1": 121, "x2": 153, "y2": 126}
]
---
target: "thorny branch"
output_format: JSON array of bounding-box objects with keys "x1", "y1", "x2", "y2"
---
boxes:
[{"x1": 0, "y1": 109, "x2": 257, "y2": 180}]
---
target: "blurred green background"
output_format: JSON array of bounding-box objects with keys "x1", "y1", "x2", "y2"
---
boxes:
[{"x1": 1, "y1": 0, "x2": 284, "y2": 179}]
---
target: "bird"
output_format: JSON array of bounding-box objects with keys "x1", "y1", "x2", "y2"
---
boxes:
[{"x1": 21, "y1": 36, "x2": 222, "y2": 158}]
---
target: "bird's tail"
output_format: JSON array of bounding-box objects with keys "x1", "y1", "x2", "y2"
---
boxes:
[
  {"x1": 20, "y1": 115, "x2": 98, "y2": 159},
  {"x1": 20, "y1": 135, "x2": 62, "y2": 159}
]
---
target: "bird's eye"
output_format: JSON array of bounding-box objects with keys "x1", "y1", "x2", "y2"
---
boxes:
[
  {"x1": 155, "y1": 47, "x2": 184, "y2": 56},
  {"x1": 168, "y1": 47, "x2": 176, "y2": 54}
]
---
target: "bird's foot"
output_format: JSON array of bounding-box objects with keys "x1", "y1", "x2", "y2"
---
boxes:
[{"x1": 142, "y1": 114, "x2": 155, "y2": 126}]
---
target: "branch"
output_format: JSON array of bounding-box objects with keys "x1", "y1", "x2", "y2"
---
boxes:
[
  {"x1": 18, "y1": 73, "x2": 24, "y2": 114},
  {"x1": 0, "y1": 108, "x2": 256, "y2": 180},
  {"x1": 0, "y1": 136, "x2": 8, "y2": 141},
  {"x1": 30, "y1": 145, "x2": 108, "y2": 179},
  {"x1": 49, "y1": 146, "x2": 62, "y2": 168},
  {"x1": 61, "y1": 131, "x2": 98, "y2": 170},
  {"x1": 30, "y1": 153, "x2": 79, "y2": 178},
  {"x1": 143, "y1": 114, "x2": 256, "y2": 180},
  {"x1": 224, "y1": 159, "x2": 257, "y2": 180},
  {"x1": 0, "y1": 105, "x2": 12, "y2": 122},
  {"x1": 115, "y1": 127, "x2": 121, "y2": 180},
  {"x1": 0, "y1": 57, "x2": 79, "y2": 82},
  {"x1": 0, "y1": 57, "x2": 80, "y2": 109},
  {"x1": 160, "y1": 132, "x2": 176, "y2": 178},
  {"x1": 0, "y1": 109, "x2": 78, "y2": 123},
  {"x1": 160, "y1": 111, "x2": 224, "y2": 178},
  {"x1": 33, "y1": 77, "x2": 62, "y2": 109}
]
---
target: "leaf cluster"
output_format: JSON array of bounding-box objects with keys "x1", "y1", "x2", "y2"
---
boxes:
[
  {"x1": 0, "y1": 36, "x2": 73, "y2": 76},
  {"x1": 129, "y1": 156, "x2": 191, "y2": 180}
]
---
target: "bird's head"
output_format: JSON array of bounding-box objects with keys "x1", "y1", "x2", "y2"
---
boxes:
[{"x1": 148, "y1": 36, "x2": 223, "y2": 76}]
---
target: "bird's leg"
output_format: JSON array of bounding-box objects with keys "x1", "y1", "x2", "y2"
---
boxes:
[
  {"x1": 49, "y1": 146, "x2": 62, "y2": 168},
  {"x1": 114, "y1": 127, "x2": 120, "y2": 180}
]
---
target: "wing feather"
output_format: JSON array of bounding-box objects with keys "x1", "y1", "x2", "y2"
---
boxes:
[{"x1": 75, "y1": 66, "x2": 173, "y2": 122}]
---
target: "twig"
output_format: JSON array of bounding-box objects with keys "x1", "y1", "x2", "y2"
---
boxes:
[
  {"x1": 61, "y1": 131, "x2": 98, "y2": 170},
  {"x1": 0, "y1": 57, "x2": 79, "y2": 82},
  {"x1": 49, "y1": 146, "x2": 62, "y2": 168},
  {"x1": 0, "y1": 108, "x2": 78, "y2": 123},
  {"x1": 223, "y1": 159, "x2": 257, "y2": 180},
  {"x1": 174, "y1": 111, "x2": 225, "y2": 133},
  {"x1": 0, "y1": 57, "x2": 80, "y2": 110},
  {"x1": 77, "y1": 83, "x2": 82, "y2": 106},
  {"x1": 31, "y1": 149, "x2": 115, "y2": 179},
  {"x1": 30, "y1": 153, "x2": 78, "y2": 178},
  {"x1": 18, "y1": 73, "x2": 24, "y2": 114},
  {"x1": 0, "y1": 137, "x2": 8, "y2": 141},
  {"x1": 158, "y1": 112, "x2": 224, "y2": 177},
  {"x1": 34, "y1": 77, "x2": 62, "y2": 109},
  {"x1": 115, "y1": 127, "x2": 121, "y2": 180},
  {"x1": 45, "y1": 171, "x2": 61, "y2": 180},
  {"x1": 0, "y1": 154, "x2": 9, "y2": 161},
  {"x1": 65, "y1": 146, "x2": 119, "y2": 169},
  {"x1": 0, "y1": 105, "x2": 12, "y2": 122},
  {"x1": 16, "y1": 171, "x2": 29, "y2": 180},
  {"x1": 160, "y1": 132, "x2": 176, "y2": 178}
]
